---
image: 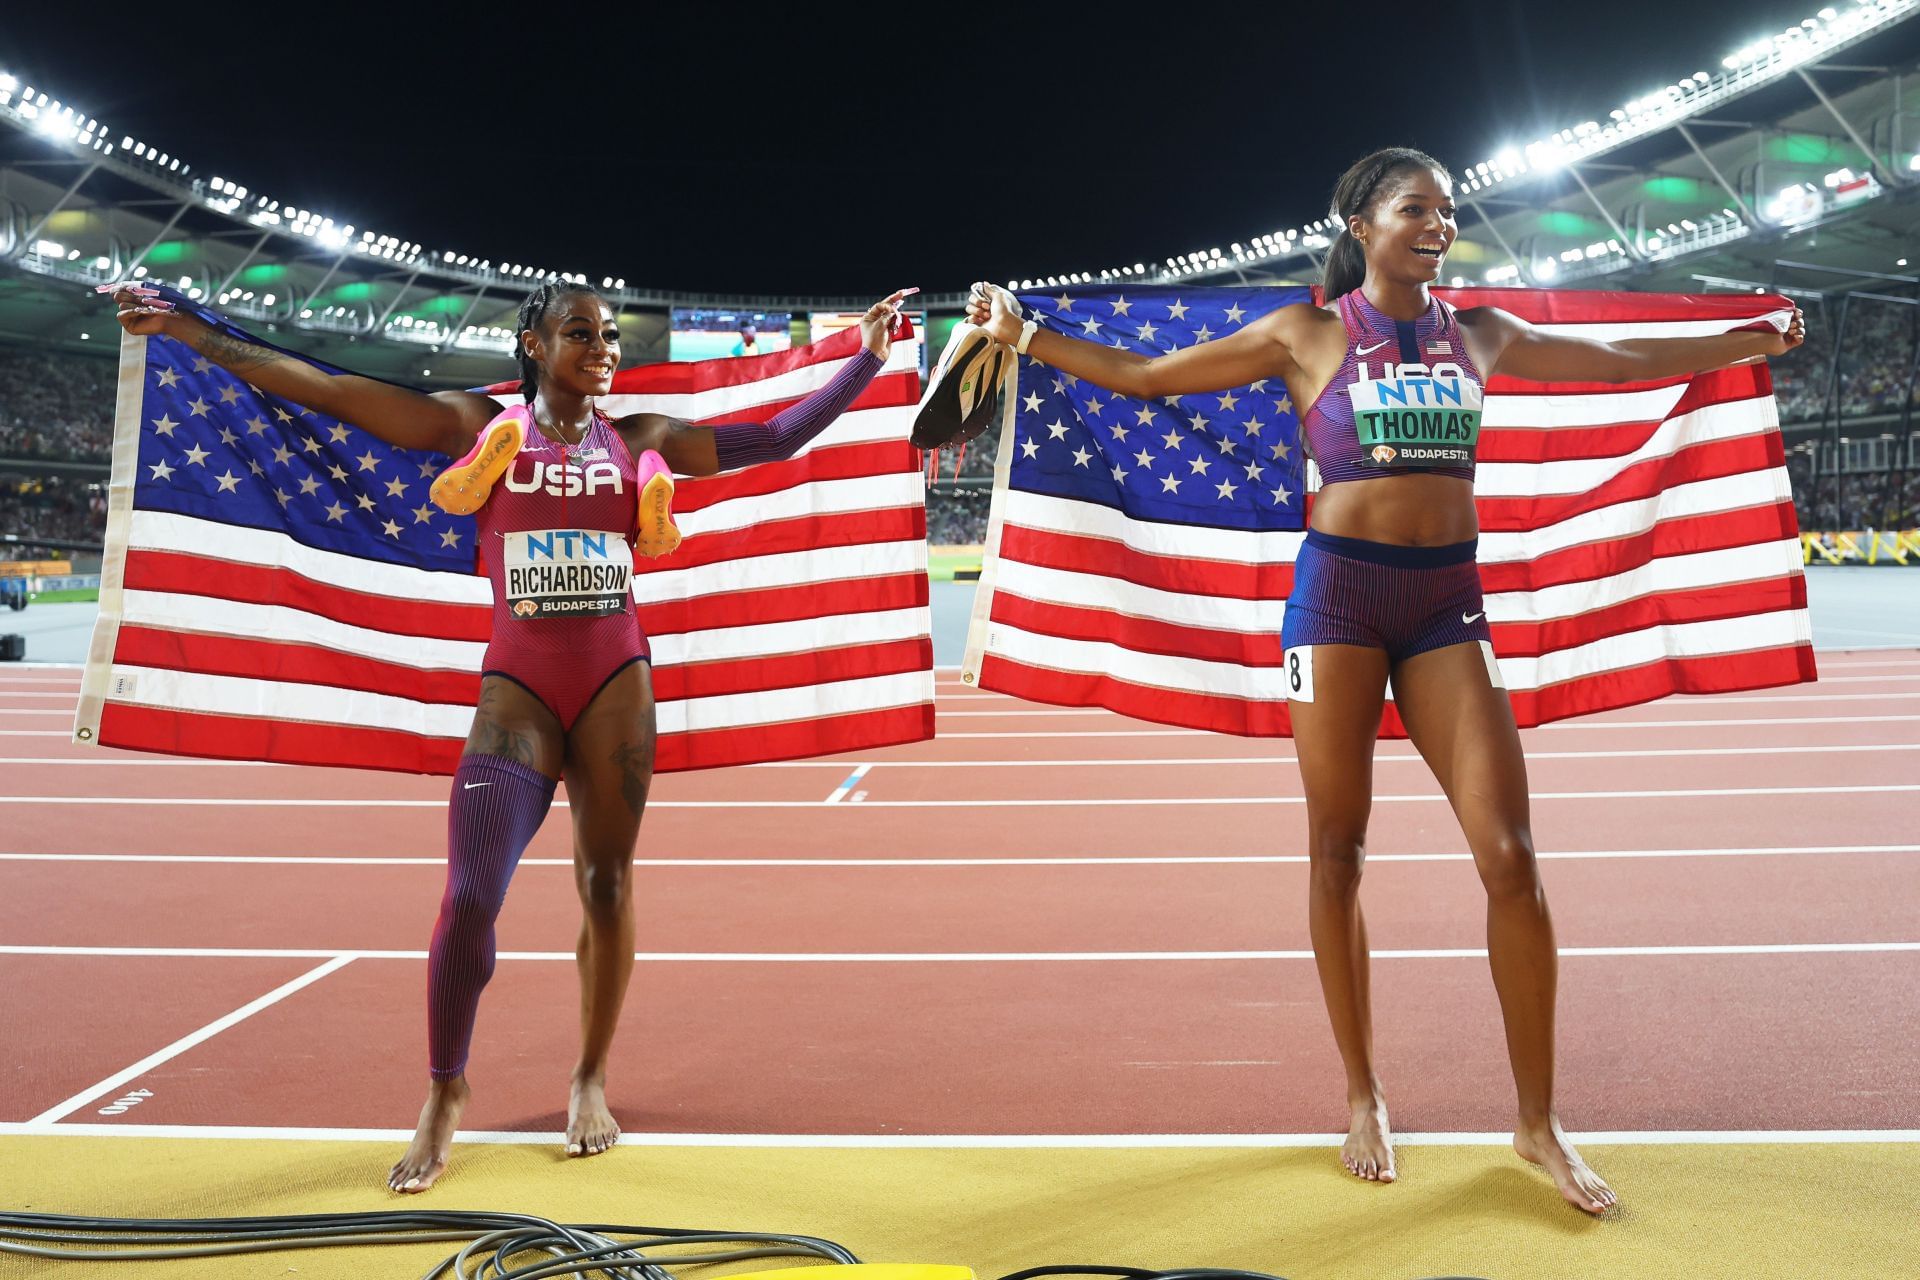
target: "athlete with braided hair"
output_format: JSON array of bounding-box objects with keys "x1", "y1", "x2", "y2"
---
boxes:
[
  {"x1": 967, "y1": 148, "x2": 1802, "y2": 1214},
  {"x1": 113, "y1": 280, "x2": 913, "y2": 1192}
]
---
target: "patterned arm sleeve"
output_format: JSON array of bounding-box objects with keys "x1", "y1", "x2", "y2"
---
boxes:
[{"x1": 710, "y1": 348, "x2": 884, "y2": 470}]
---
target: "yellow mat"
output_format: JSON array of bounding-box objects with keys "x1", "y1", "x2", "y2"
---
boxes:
[{"x1": 2, "y1": 1137, "x2": 1912, "y2": 1279}]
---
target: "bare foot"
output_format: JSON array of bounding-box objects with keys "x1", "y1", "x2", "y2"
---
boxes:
[
  {"x1": 388, "y1": 1076, "x2": 470, "y2": 1193},
  {"x1": 1341, "y1": 1092, "x2": 1396, "y2": 1182},
  {"x1": 1514, "y1": 1116, "x2": 1616, "y2": 1214},
  {"x1": 566, "y1": 1073, "x2": 621, "y2": 1157}
]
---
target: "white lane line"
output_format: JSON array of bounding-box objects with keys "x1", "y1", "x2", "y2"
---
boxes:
[
  {"x1": 943, "y1": 716, "x2": 1920, "y2": 738},
  {"x1": 3, "y1": 784, "x2": 1917, "y2": 809},
  {"x1": 1, "y1": 1122, "x2": 1915, "y2": 1146},
  {"x1": 726, "y1": 744, "x2": 1920, "y2": 770},
  {"x1": 23, "y1": 955, "x2": 357, "y2": 1125},
  {"x1": 1607, "y1": 691, "x2": 1920, "y2": 707},
  {"x1": 941, "y1": 730, "x2": 1208, "y2": 739},
  {"x1": 13, "y1": 740, "x2": 1919, "y2": 770},
  {"x1": 823, "y1": 763, "x2": 873, "y2": 804},
  {"x1": 1538, "y1": 714, "x2": 1920, "y2": 730},
  {"x1": 935, "y1": 692, "x2": 1920, "y2": 718},
  {"x1": 4, "y1": 844, "x2": 1916, "y2": 869},
  {"x1": 4, "y1": 942, "x2": 1915, "y2": 962},
  {"x1": 0, "y1": 757, "x2": 286, "y2": 767},
  {"x1": 1791, "y1": 674, "x2": 1920, "y2": 684}
]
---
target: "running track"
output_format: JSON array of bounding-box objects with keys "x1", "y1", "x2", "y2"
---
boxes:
[{"x1": 1, "y1": 657, "x2": 1917, "y2": 1146}]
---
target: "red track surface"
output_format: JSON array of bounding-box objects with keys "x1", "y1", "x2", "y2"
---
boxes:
[{"x1": 2, "y1": 655, "x2": 1918, "y2": 1140}]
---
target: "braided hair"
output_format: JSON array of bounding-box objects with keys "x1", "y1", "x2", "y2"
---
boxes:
[
  {"x1": 513, "y1": 281, "x2": 611, "y2": 404},
  {"x1": 1321, "y1": 147, "x2": 1452, "y2": 302}
]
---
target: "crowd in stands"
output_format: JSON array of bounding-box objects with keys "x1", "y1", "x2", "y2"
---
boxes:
[
  {"x1": 1772, "y1": 301, "x2": 1918, "y2": 424},
  {"x1": 0, "y1": 347, "x2": 115, "y2": 462},
  {"x1": 1, "y1": 474, "x2": 106, "y2": 559},
  {"x1": 1786, "y1": 448, "x2": 1919, "y2": 530},
  {"x1": 926, "y1": 488, "x2": 992, "y2": 545},
  {"x1": 8, "y1": 310, "x2": 1920, "y2": 559}
]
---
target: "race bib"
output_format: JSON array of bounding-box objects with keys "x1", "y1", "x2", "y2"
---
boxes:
[
  {"x1": 502, "y1": 528, "x2": 633, "y2": 619},
  {"x1": 1347, "y1": 361, "x2": 1483, "y2": 469},
  {"x1": 1284, "y1": 645, "x2": 1315, "y2": 703}
]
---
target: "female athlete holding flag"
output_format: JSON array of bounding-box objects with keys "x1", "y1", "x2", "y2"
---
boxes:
[
  {"x1": 965, "y1": 147, "x2": 1801, "y2": 1213},
  {"x1": 113, "y1": 279, "x2": 913, "y2": 1192}
]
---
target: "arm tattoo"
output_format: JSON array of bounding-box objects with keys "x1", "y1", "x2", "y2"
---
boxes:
[
  {"x1": 610, "y1": 740, "x2": 654, "y2": 818},
  {"x1": 193, "y1": 328, "x2": 293, "y2": 377}
]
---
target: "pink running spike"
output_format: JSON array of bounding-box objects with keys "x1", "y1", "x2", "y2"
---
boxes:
[
  {"x1": 632, "y1": 449, "x2": 681, "y2": 558},
  {"x1": 430, "y1": 404, "x2": 527, "y2": 516}
]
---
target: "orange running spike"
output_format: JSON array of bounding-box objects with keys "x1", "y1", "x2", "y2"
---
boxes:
[
  {"x1": 633, "y1": 449, "x2": 681, "y2": 558},
  {"x1": 430, "y1": 404, "x2": 526, "y2": 516}
]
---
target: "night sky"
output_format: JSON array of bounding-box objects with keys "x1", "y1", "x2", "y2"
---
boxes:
[{"x1": 1, "y1": 0, "x2": 1857, "y2": 294}]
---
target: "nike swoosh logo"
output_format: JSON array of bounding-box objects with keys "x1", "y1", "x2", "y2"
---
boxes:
[
  {"x1": 1462, "y1": 612, "x2": 1485, "y2": 624},
  {"x1": 463, "y1": 781, "x2": 492, "y2": 790},
  {"x1": 1356, "y1": 340, "x2": 1390, "y2": 355}
]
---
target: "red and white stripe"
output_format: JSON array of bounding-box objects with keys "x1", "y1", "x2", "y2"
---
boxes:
[
  {"x1": 963, "y1": 289, "x2": 1815, "y2": 736},
  {"x1": 77, "y1": 326, "x2": 934, "y2": 774}
]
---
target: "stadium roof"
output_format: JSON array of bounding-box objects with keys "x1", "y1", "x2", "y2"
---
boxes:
[{"x1": 1027, "y1": 0, "x2": 1920, "y2": 295}]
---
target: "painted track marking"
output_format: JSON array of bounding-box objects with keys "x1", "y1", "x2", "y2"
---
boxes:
[
  {"x1": 6, "y1": 942, "x2": 1916, "y2": 962},
  {"x1": 4, "y1": 784, "x2": 1918, "y2": 808},
  {"x1": 11, "y1": 741, "x2": 1920, "y2": 770},
  {"x1": 824, "y1": 763, "x2": 873, "y2": 803},
  {"x1": 24, "y1": 955, "x2": 357, "y2": 1125},
  {"x1": 4, "y1": 844, "x2": 1919, "y2": 869}
]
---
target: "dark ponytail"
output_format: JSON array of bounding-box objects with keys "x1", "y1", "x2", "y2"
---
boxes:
[
  {"x1": 1321, "y1": 146, "x2": 1451, "y2": 301},
  {"x1": 514, "y1": 280, "x2": 609, "y2": 404}
]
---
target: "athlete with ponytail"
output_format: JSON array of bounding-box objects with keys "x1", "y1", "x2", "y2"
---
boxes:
[
  {"x1": 968, "y1": 148, "x2": 1802, "y2": 1213},
  {"x1": 114, "y1": 281, "x2": 912, "y2": 1192}
]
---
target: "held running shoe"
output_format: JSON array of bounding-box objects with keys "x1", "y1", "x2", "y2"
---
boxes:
[
  {"x1": 633, "y1": 449, "x2": 681, "y2": 558},
  {"x1": 910, "y1": 323, "x2": 1012, "y2": 450},
  {"x1": 430, "y1": 404, "x2": 527, "y2": 515}
]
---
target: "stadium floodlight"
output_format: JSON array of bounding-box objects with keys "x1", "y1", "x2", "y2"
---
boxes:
[
  {"x1": 1535, "y1": 258, "x2": 1559, "y2": 280},
  {"x1": 33, "y1": 239, "x2": 64, "y2": 258}
]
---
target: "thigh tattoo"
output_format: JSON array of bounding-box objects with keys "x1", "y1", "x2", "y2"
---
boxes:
[
  {"x1": 610, "y1": 740, "x2": 654, "y2": 818},
  {"x1": 473, "y1": 684, "x2": 538, "y2": 764}
]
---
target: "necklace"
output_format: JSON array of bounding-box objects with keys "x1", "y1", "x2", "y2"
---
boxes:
[{"x1": 538, "y1": 407, "x2": 593, "y2": 451}]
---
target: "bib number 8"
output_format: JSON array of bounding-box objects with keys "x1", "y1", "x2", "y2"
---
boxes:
[{"x1": 1285, "y1": 646, "x2": 1315, "y2": 703}]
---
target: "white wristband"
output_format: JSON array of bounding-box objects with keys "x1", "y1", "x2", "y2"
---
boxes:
[{"x1": 1015, "y1": 318, "x2": 1038, "y2": 356}]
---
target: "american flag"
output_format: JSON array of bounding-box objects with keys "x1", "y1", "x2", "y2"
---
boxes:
[
  {"x1": 961, "y1": 286, "x2": 1815, "y2": 734},
  {"x1": 75, "y1": 301, "x2": 932, "y2": 773}
]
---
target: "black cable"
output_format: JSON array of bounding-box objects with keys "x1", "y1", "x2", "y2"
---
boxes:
[{"x1": 0, "y1": 1209, "x2": 861, "y2": 1278}]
